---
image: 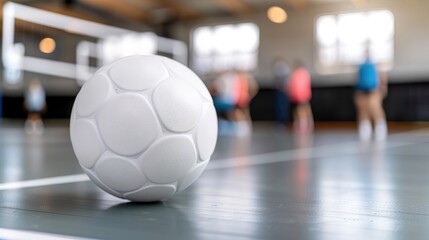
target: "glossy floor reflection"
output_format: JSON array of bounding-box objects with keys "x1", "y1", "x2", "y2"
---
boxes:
[{"x1": 0, "y1": 122, "x2": 429, "y2": 239}]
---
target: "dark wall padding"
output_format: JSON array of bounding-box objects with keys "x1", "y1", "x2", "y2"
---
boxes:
[
  {"x1": 251, "y1": 81, "x2": 429, "y2": 122},
  {"x1": 2, "y1": 81, "x2": 429, "y2": 121},
  {"x1": 2, "y1": 96, "x2": 76, "y2": 119}
]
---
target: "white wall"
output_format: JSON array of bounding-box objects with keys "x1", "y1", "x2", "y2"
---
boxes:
[{"x1": 173, "y1": 0, "x2": 429, "y2": 87}]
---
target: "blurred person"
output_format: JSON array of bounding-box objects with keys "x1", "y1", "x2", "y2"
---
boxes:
[
  {"x1": 24, "y1": 78, "x2": 46, "y2": 134},
  {"x1": 233, "y1": 69, "x2": 259, "y2": 136},
  {"x1": 355, "y1": 49, "x2": 387, "y2": 141},
  {"x1": 211, "y1": 70, "x2": 237, "y2": 135},
  {"x1": 287, "y1": 60, "x2": 313, "y2": 133},
  {"x1": 272, "y1": 58, "x2": 291, "y2": 125},
  {"x1": 211, "y1": 69, "x2": 258, "y2": 136}
]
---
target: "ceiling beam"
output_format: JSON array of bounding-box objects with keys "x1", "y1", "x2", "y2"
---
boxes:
[
  {"x1": 156, "y1": 0, "x2": 202, "y2": 20},
  {"x1": 214, "y1": 0, "x2": 252, "y2": 15},
  {"x1": 25, "y1": 1, "x2": 108, "y2": 24},
  {"x1": 123, "y1": 0, "x2": 160, "y2": 12},
  {"x1": 80, "y1": 0, "x2": 152, "y2": 24},
  {"x1": 285, "y1": 0, "x2": 309, "y2": 10}
]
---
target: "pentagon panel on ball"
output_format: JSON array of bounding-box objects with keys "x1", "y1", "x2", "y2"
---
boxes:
[{"x1": 70, "y1": 55, "x2": 218, "y2": 202}]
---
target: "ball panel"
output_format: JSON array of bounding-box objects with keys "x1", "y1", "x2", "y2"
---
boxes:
[
  {"x1": 196, "y1": 104, "x2": 218, "y2": 161},
  {"x1": 108, "y1": 55, "x2": 168, "y2": 91},
  {"x1": 70, "y1": 119, "x2": 104, "y2": 169},
  {"x1": 177, "y1": 161, "x2": 209, "y2": 192},
  {"x1": 95, "y1": 156, "x2": 145, "y2": 192},
  {"x1": 97, "y1": 93, "x2": 161, "y2": 156},
  {"x1": 76, "y1": 74, "x2": 113, "y2": 117},
  {"x1": 162, "y1": 57, "x2": 212, "y2": 102},
  {"x1": 142, "y1": 135, "x2": 197, "y2": 184},
  {"x1": 123, "y1": 185, "x2": 176, "y2": 202},
  {"x1": 153, "y1": 78, "x2": 202, "y2": 133},
  {"x1": 84, "y1": 168, "x2": 122, "y2": 198}
]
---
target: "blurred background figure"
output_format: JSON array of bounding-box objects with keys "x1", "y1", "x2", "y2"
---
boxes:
[
  {"x1": 355, "y1": 49, "x2": 388, "y2": 141},
  {"x1": 272, "y1": 58, "x2": 291, "y2": 126},
  {"x1": 211, "y1": 69, "x2": 258, "y2": 136},
  {"x1": 287, "y1": 61, "x2": 313, "y2": 133},
  {"x1": 211, "y1": 70, "x2": 238, "y2": 135},
  {"x1": 233, "y1": 69, "x2": 259, "y2": 136},
  {"x1": 24, "y1": 78, "x2": 46, "y2": 134}
]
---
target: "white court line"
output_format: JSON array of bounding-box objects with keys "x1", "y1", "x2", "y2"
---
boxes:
[
  {"x1": 0, "y1": 132, "x2": 423, "y2": 191},
  {"x1": 0, "y1": 141, "x2": 358, "y2": 191},
  {"x1": 0, "y1": 174, "x2": 89, "y2": 191},
  {"x1": 0, "y1": 228, "x2": 95, "y2": 240},
  {"x1": 207, "y1": 140, "x2": 416, "y2": 170}
]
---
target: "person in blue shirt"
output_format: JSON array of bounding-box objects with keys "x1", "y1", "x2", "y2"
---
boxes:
[{"x1": 355, "y1": 49, "x2": 387, "y2": 141}]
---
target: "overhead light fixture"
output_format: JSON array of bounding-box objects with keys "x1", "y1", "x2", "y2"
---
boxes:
[
  {"x1": 39, "y1": 37, "x2": 56, "y2": 54},
  {"x1": 267, "y1": 6, "x2": 287, "y2": 24}
]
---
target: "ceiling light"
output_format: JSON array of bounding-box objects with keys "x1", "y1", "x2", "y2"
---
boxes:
[
  {"x1": 267, "y1": 6, "x2": 287, "y2": 24},
  {"x1": 39, "y1": 37, "x2": 56, "y2": 54}
]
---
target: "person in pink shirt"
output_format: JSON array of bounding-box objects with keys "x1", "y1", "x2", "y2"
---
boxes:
[
  {"x1": 286, "y1": 61, "x2": 313, "y2": 133},
  {"x1": 233, "y1": 70, "x2": 259, "y2": 135}
]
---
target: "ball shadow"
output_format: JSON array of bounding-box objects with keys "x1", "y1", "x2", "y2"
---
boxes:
[{"x1": 102, "y1": 201, "x2": 198, "y2": 239}]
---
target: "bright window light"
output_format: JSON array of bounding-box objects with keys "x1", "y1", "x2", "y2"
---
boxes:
[
  {"x1": 317, "y1": 16, "x2": 337, "y2": 47},
  {"x1": 99, "y1": 33, "x2": 157, "y2": 65},
  {"x1": 368, "y1": 11, "x2": 394, "y2": 44},
  {"x1": 315, "y1": 10, "x2": 394, "y2": 74},
  {"x1": 213, "y1": 25, "x2": 236, "y2": 54},
  {"x1": 192, "y1": 23, "x2": 259, "y2": 74},
  {"x1": 338, "y1": 13, "x2": 368, "y2": 46},
  {"x1": 236, "y1": 23, "x2": 259, "y2": 53},
  {"x1": 194, "y1": 27, "x2": 214, "y2": 55}
]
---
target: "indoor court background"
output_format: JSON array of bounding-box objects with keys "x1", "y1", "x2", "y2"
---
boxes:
[{"x1": 1, "y1": 0, "x2": 429, "y2": 239}]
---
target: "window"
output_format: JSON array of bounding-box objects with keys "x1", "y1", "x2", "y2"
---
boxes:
[
  {"x1": 315, "y1": 10, "x2": 394, "y2": 74},
  {"x1": 192, "y1": 23, "x2": 259, "y2": 74}
]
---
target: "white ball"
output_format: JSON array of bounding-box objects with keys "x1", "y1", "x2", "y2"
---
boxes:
[{"x1": 70, "y1": 55, "x2": 217, "y2": 202}]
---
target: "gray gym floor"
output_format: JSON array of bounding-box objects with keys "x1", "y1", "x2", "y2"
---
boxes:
[{"x1": 0, "y1": 121, "x2": 429, "y2": 239}]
